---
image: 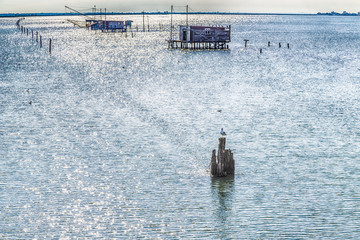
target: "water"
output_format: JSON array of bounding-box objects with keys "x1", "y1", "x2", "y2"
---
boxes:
[{"x1": 1, "y1": 14, "x2": 360, "y2": 239}]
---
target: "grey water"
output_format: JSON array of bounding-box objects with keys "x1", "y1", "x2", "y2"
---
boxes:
[{"x1": 1, "y1": 14, "x2": 360, "y2": 239}]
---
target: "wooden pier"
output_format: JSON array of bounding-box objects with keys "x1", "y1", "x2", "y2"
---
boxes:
[{"x1": 211, "y1": 137, "x2": 235, "y2": 177}]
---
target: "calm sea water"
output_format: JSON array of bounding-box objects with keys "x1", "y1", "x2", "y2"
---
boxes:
[{"x1": 1, "y1": 14, "x2": 360, "y2": 239}]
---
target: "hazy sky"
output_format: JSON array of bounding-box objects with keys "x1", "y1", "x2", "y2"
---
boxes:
[{"x1": 1, "y1": 0, "x2": 359, "y2": 14}]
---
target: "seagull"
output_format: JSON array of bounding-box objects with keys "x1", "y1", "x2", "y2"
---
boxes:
[{"x1": 220, "y1": 128, "x2": 226, "y2": 137}]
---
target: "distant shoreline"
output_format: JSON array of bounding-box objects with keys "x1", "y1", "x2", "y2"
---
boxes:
[{"x1": 0, "y1": 12, "x2": 319, "y2": 18}]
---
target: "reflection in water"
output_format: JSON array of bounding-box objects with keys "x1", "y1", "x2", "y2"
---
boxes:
[{"x1": 211, "y1": 176, "x2": 235, "y2": 238}]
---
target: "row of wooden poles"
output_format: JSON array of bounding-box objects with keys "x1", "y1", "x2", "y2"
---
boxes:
[
  {"x1": 16, "y1": 22, "x2": 52, "y2": 54},
  {"x1": 244, "y1": 39, "x2": 291, "y2": 54},
  {"x1": 98, "y1": 24, "x2": 168, "y2": 35},
  {"x1": 135, "y1": 24, "x2": 168, "y2": 32}
]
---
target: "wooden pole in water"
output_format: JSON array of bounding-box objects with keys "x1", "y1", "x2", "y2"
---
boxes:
[
  {"x1": 49, "y1": 38, "x2": 52, "y2": 54},
  {"x1": 36, "y1": 32, "x2": 38, "y2": 42},
  {"x1": 147, "y1": 16, "x2": 150, "y2": 32},
  {"x1": 210, "y1": 137, "x2": 235, "y2": 177},
  {"x1": 268, "y1": 41, "x2": 270, "y2": 47},
  {"x1": 40, "y1": 35, "x2": 42, "y2": 48},
  {"x1": 170, "y1": 5, "x2": 173, "y2": 48},
  {"x1": 244, "y1": 39, "x2": 249, "y2": 48},
  {"x1": 142, "y1": 11, "x2": 145, "y2": 32},
  {"x1": 31, "y1": 30, "x2": 33, "y2": 39}
]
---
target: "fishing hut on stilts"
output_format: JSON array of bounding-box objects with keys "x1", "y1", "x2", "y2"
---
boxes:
[
  {"x1": 65, "y1": 5, "x2": 133, "y2": 32},
  {"x1": 168, "y1": 5, "x2": 231, "y2": 50}
]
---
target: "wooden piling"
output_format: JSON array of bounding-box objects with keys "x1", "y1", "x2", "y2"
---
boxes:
[
  {"x1": 210, "y1": 137, "x2": 235, "y2": 177},
  {"x1": 287, "y1": 43, "x2": 290, "y2": 49},
  {"x1": 36, "y1": 32, "x2": 38, "y2": 42},
  {"x1": 279, "y1": 43, "x2": 281, "y2": 48},
  {"x1": 40, "y1": 35, "x2": 42, "y2": 48},
  {"x1": 260, "y1": 48, "x2": 262, "y2": 54},
  {"x1": 268, "y1": 41, "x2": 270, "y2": 47},
  {"x1": 49, "y1": 38, "x2": 52, "y2": 54},
  {"x1": 244, "y1": 39, "x2": 249, "y2": 48}
]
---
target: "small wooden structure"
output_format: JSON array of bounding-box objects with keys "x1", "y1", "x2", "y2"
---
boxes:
[
  {"x1": 86, "y1": 20, "x2": 133, "y2": 32},
  {"x1": 211, "y1": 137, "x2": 235, "y2": 177},
  {"x1": 167, "y1": 5, "x2": 231, "y2": 50},
  {"x1": 168, "y1": 25, "x2": 231, "y2": 50}
]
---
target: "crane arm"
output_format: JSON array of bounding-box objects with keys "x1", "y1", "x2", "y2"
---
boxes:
[{"x1": 65, "y1": 6, "x2": 94, "y2": 19}]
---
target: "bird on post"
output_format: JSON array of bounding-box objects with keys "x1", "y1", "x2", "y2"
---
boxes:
[{"x1": 220, "y1": 128, "x2": 227, "y2": 138}]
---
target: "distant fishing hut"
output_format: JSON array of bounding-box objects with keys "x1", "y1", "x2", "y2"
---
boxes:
[
  {"x1": 86, "y1": 20, "x2": 133, "y2": 32},
  {"x1": 65, "y1": 5, "x2": 133, "y2": 32},
  {"x1": 168, "y1": 5, "x2": 231, "y2": 50}
]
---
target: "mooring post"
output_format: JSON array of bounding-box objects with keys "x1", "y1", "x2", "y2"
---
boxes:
[
  {"x1": 287, "y1": 43, "x2": 290, "y2": 49},
  {"x1": 244, "y1": 39, "x2": 249, "y2": 48},
  {"x1": 36, "y1": 32, "x2": 38, "y2": 42},
  {"x1": 31, "y1": 30, "x2": 33, "y2": 39},
  {"x1": 27, "y1": 28, "x2": 28, "y2": 36},
  {"x1": 268, "y1": 41, "x2": 270, "y2": 47},
  {"x1": 260, "y1": 48, "x2": 262, "y2": 54},
  {"x1": 279, "y1": 42, "x2": 281, "y2": 48},
  {"x1": 142, "y1": 11, "x2": 145, "y2": 32},
  {"x1": 210, "y1": 137, "x2": 235, "y2": 177},
  {"x1": 49, "y1": 38, "x2": 52, "y2": 54},
  {"x1": 40, "y1": 35, "x2": 42, "y2": 48}
]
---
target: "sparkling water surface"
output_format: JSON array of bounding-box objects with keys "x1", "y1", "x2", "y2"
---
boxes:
[{"x1": 1, "y1": 14, "x2": 360, "y2": 239}]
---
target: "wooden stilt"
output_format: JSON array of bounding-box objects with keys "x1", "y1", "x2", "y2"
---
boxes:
[{"x1": 49, "y1": 38, "x2": 52, "y2": 54}]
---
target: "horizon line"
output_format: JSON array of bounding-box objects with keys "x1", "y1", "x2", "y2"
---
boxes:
[{"x1": 0, "y1": 11, "x2": 320, "y2": 18}]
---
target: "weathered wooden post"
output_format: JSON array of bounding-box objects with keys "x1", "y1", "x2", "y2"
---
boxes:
[
  {"x1": 279, "y1": 42, "x2": 281, "y2": 48},
  {"x1": 40, "y1": 35, "x2": 42, "y2": 48},
  {"x1": 260, "y1": 48, "x2": 262, "y2": 54},
  {"x1": 244, "y1": 39, "x2": 249, "y2": 48},
  {"x1": 268, "y1": 41, "x2": 270, "y2": 47},
  {"x1": 210, "y1": 137, "x2": 235, "y2": 177},
  {"x1": 142, "y1": 11, "x2": 145, "y2": 32},
  {"x1": 49, "y1": 38, "x2": 52, "y2": 54},
  {"x1": 287, "y1": 43, "x2": 290, "y2": 49},
  {"x1": 36, "y1": 32, "x2": 38, "y2": 42}
]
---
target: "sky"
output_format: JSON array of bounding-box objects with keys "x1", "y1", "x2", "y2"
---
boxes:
[{"x1": 0, "y1": 0, "x2": 360, "y2": 14}]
